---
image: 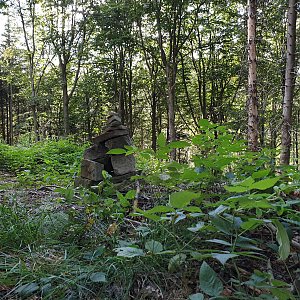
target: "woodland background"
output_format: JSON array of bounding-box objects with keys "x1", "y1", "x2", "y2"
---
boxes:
[{"x1": 0, "y1": 0, "x2": 298, "y2": 163}]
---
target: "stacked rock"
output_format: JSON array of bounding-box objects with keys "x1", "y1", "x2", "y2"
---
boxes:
[{"x1": 75, "y1": 112, "x2": 136, "y2": 187}]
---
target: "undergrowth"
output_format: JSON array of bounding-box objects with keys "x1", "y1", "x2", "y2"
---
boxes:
[
  {"x1": 0, "y1": 122, "x2": 300, "y2": 299},
  {"x1": 0, "y1": 138, "x2": 86, "y2": 186}
]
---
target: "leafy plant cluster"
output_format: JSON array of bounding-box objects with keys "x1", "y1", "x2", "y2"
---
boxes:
[
  {"x1": 0, "y1": 138, "x2": 85, "y2": 185},
  {"x1": 1, "y1": 121, "x2": 300, "y2": 299}
]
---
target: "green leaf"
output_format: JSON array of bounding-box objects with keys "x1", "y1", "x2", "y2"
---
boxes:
[
  {"x1": 168, "y1": 254, "x2": 187, "y2": 272},
  {"x1": 224, "y1": 185, "x2": 250, "y2": 193},
  {"x1": 15, "y1": 283, "x2": 39, "y2": 297},
  {"x1": 241, "y1": 219, "x2": 264, "y2": 231},
  {"x1": 189, "y1": 293, "x2": 204, "y2": 300},
  {"x1": 115, "y1": 247, "x2": 145, "y2": 258},
  {"x1": 240, "y1": 177, "x2": 255, "y2": 187},
  {"x1": 89, "y1": 272, "x2": 107, "y2": 283},
  {"x1": 199, "y1": 261, "x2": 223, "y2": 297},
  {"x1": 145, "y1": 240, "x2": 163, "y2": 254},
  {"x1": 107, "y1": 148, "x2": 127, "y2": 155},
  {"x1": 271, "y1": 288, "x2": 294, "y2": 300},
  {"x1": 188, "y1": 222, "x2": 205, "y2": 232},
  {"x1": 145, "y1": 206, "x2": 175, "y2": 214},
  {"x1": 157, "y1": 132, "x2": 167, "y2": 148},
  {"x1": 125, "y1": 190, "x2": 136, "y2": 199},
  {"x1": 273, "y1": 220, "x2": 290, "y2": 260},
  {"x1": 183, "y1": 206, "x2": 202, "y2": 213},
  {"x1": 239, "y1": 198, "x2": 272, "y2": 209},
  {"x1": 252, "y1": 169, "x2": 270, "y2": 179},
  {"x1": 168, "y1": 141, "x2": 191, "y2": 149},
  {"x1": 169, "y1": 191, "x2": 200, "y2": 208},
  {"x1": 206, "y1": 239, "x2": 232, "y2": 247},
  {"x1": 250, "y1": 177, "x2": 279, "y2": 190},
  {"x1": 211, "y1": 253, "x2": 239, "y2": 265},
  {"x1": 198, "y1": 119, "x2": 215, "y2": 129}
]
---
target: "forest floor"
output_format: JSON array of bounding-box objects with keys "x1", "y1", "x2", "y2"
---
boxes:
[
  {"x1": 0, "y1": 171, "x2": 193, "y2": 300},
  {"x1": 1, "y1": 170, "x2": 300, "y2": 300}
]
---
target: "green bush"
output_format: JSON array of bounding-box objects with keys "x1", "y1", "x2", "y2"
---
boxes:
[{"x1": 0, "y1": 139, "x2": 86, "y2": 185}]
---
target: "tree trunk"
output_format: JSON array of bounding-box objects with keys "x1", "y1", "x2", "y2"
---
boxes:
[
  {"x1": 166, "y1": 65, "x2": 176, "y2": 142},
  {"x1": 151, "y1": 90, "x2": 157, "y2": 151},
  {"x1": 247, "y1": 0, "x2": 259, "y2": 151},
  {"x1": 1, "y1": 95, "x2": 5, "y2": 141},
  {"x1": 60, "y1": 63, "x2": 70, "y2": 136},
  {"x1": 280, "y1": 0, "x2": 297, "y2": 165},
  {"x1": 8, "y1": 83, "x2": 13, "y2": 145}
]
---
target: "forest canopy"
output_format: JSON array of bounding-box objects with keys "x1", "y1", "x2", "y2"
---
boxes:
[{"x1": 0, "y1": 0, "x2": 298, "y2": 164}]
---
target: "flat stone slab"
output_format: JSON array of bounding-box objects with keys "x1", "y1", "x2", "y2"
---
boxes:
[
  {"x1": 83, "y1": 144, "x2": 108, "y2": 161},
  {"x1": 105, "y1": 135, "x2": 132, "y2": 150},
  {"x1": 92, "y1": 129, "x2": 129, "y2": 144},
  {"x1": 111, "y1": 155, "x2": 136, "y2": 176},
  {"x1": 81, "y1": 159, "x2": 104, "y2": 181}
]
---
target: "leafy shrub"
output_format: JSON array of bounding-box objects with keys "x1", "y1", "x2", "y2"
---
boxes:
[{"x1": 0, "y1": 139, "x2": 86, "y2": 185}]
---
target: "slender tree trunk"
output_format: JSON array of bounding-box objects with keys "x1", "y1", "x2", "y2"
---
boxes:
[
  {"x1": 85, "y1": 95, "x2": 92, "y2": 141},
  {"x1": 151, "y1": 90, "x2": 157, "y2": 151},
  {"x1": 166, "y1": 64, "x2": 176, "y2": 145},
  {"x1": 280, "y1": 0, "x2": 297, "y2": 165},
  {"x1": 1, "y1": 96, "x2": 5, "y2": 141},
  {"x1": 8, "y1": 84, "x2": 13, "y2": 145},
  {"x1": 247, "y1": 0, "x2": 259, "y2": 151},
  {"x1": 118, "y1": 49, "x2": 126, "y2": 123},
  {"x1": 60, "y1": 63, "x2": 70, "y2": 136}
]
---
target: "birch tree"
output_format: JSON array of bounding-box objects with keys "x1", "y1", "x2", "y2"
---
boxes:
[{"x1": 247, "y1": 0, "x2": 259, "y2": 151}]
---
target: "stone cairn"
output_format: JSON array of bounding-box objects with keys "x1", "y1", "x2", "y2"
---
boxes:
[{"x1": 75, "y1": 112, "x2": 136, "y2": 187}]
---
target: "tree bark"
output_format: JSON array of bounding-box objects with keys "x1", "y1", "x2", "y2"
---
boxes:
[
  {"x1": 8, "y1": 83, "x2": 13, "y2": 145},
  {"x1": 280, "y1": 0, "x2": 297, "y2": 165},
  {"x1": 247, "y1": 0, "x2": 259, "y2": 151},
  {"x1": 59, "y1": 61, "x2": 70, "y2": 136}
]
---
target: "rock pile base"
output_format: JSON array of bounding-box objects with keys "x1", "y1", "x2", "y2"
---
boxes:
[{"x1": 75, "y1": 112, "x2": 135, "y2": 187}]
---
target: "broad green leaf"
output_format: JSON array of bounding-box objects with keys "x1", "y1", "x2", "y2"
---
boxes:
[
  {"x1": 183, "y1": 206, "x2": 202, "y2": 213},
  {"x1": 169, "y1": 191, "x2": 200, "y2": 208},
  {"x1": 145, "y1": 206, "x2": 175, "y2": 214},
  {"x1": 198, "y1": 119, "x2": 215, "y2": 129},
  {"x1": 239, "y1": 198, "x2": 272, "y2": 209},
  {"x1": 208, "y1": 205, "x2": 229, "y2": 217},
  {"x1": 125, "y1": 190, "x2": 136, "y2": 199},
  {"x1": 168, "y1": 141, "x2": 191, "y2": 149},
  {"x1": 199, "y1": 261, "x2": 223, "y2": 297},
  {"x1": 252, "y1": 169, "x2": 270, "y2": 179},
  {"x1": 273, "y1": 220, "x2": 290, "y2": 260},
  {"x1": 211, "y1": 253, "x2": 239, "y2": 265},
  {"x1": 89, "y1": 272, "x2": 107, "y2": 283},
  {"x1": 145, "y1": 240, "x2": 163, "y2": 254},
  {"x1": 235, "y1": 236, "x2": 261, "y2": 251},
  {"x1": 188, "y1": 222, "x2": 205, "y2": 232},
  {"x1": 156, "y1": 149, "x2": 170, "y2": 159},
  {"x1": 240, "y1": 176, "x2": 255, "y2": 187},
  {"x1": 15, "y1": 283, "x2": 39, "y2": 297},
  {"x1": 211, "y1": 216, "x2": 235, "y2": 234},
  {"x1": 241, "y1": 219, "x2": 264, "y2": 230},
  {"x1": 157, "y1": 132, "x2": 167, "y2": 148},
  {"x1": 107, "y1": 148, "x2": 127, "y2": 155},
  {"x1": 206, "y1": 239, "x2": 232, "y2": 247},
  {"x1": 250, "y1": 177, "x2": 279, "y2": 190},
  {"x1": 224, "y1": 185, "x2": 250, "y2": 193},
  {"x1": 115, "y1": 247, "x2": 145, "y2": 258},
  {"x1": 271, "y1": 287, "x2": 294, "y2": 300},
  {"x1": 168, "y1": 253, "x2": 187, "y2": 272},
  {"x1": 189, "y1": 293, "x2": 204, "y2": 300}
]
